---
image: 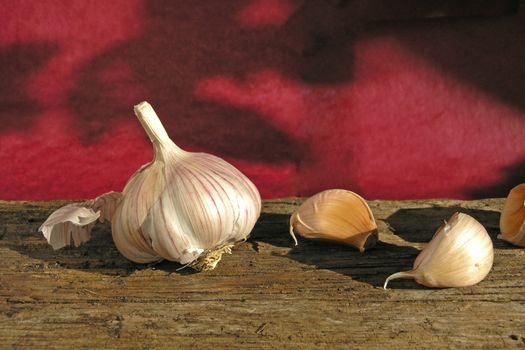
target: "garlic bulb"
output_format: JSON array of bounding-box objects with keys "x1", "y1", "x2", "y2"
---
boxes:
[
  {"x1": 40, "y1": 102, "x2": 261, "y2": 271},
  {"x1": 384, "y1": 212, "x2": 493, "y2": 289},
  {"x1": 289, "y1": 189, "x2": 378, "y2": 252},
  {"x1": 499, "y1": 183, "x2": 525, "y2": 247}
]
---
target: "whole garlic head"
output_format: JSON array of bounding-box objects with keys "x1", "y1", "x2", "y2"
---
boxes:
[
  {"x1": 499, "y1": 183, "x2": 525, "y2": 247},
  {"x1": 289, "y1": 189, "x2": 378, "y2": 252},
  {"x1": 113, "y1": 102, "x2": 261, "y2": 268},
  {"x1": 384, "y1": 212, "x2": 494, "y2": 289},
  {"x1": 40, "y1": 102, "x2": 261, "y2": 271}
]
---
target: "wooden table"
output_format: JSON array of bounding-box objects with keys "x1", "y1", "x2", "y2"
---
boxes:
[{"x1": 1, "y1": 198, "x2": 524, "y2": 349}]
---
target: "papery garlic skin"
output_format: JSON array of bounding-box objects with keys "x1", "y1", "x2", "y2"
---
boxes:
[
  {"x1": 39, "y1": 191, "x2": 122, "y2": 250},
  {"x1": 384, "y1": 212, "x2": 493, "y2": 289},
  {"x1": 289, "y1": 189, "x2": 378, "y2": 252},
  {"x1": 499, "y1": 183, "x2": 525, "y2": 247},
  {"x1": 111, "y1": 102, "x2": 261, "y2": 268},
  {"x1": 39, "y1": 204, "x2": 100, "y2": 250},
  {"x1": 88, "y1": 191, "x2": 122, "y2": 223}
]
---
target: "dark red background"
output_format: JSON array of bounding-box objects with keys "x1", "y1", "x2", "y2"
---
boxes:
[{"x1": 2, "y1": 0, "x2": 525, "y2": 200}]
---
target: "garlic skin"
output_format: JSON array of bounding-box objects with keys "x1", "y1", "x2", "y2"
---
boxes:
[
  {"x1": 39, "y1": 203, "x2": 100, "y2": 250},
  {"x1": 384, "y1": 212, "x2": 493, "y2": 289},
  {"x1": 40, "y1": 102, "x2": 261, "y2": 271},
  {"x1": 289, "y1": 189, "x2": 378, "y2": 252},
  {"x1": 39, "y1": 191, "x2": 122, "y2": 250},
  {"x1": 499, "y1": 183, "x2": 525, "y2": 247}
]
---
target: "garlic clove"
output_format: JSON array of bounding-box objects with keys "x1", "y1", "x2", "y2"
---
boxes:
[
  {"x1": 289, "y1": 189, "x2": 378, "y2": 252},
  {"x1": 110, "y1": 160, "x2": 166, "y2": 264},
  {"x1": 384, "y1": 212, "x2": 494, "y2": 289},
  {"x1": 39, "y1": 191, "x2": 122, "y2": 250},
  {"x1": 499, "y1": 183, "x2": 525, "y2": 247}
]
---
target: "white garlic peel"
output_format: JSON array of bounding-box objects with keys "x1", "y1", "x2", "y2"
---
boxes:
[
  {"x1": 499, "y1": 183, "x2": 525, "y2": 247},
  {"x1": 39, "y1": 204, "x2": 100, "y2": 250},
  {"x1": 39, "y1": 191, "x2": 122, "y2": 250},
  {"x1": 384, "y1": 212, "x2": 493, "y2": 289},
  {"x1": 40, "y1": 102, "x2": 261, "y2": 271},
  {"x1": 289, "y1": 189, "x2": 378, "y2": 252}
]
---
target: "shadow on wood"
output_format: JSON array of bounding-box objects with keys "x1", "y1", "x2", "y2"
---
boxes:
[
  {"x1": 248, "y1": 211, "x2": 423, "y2": 289},
  {"x1": 248, "y1": 212, "x2": 294, "y2": 250},
  {"x1": 284, "y1": 238, "x2": 423, "y2": 289},
  {"x1": 385, "y1": 206, "x2": 507, "y2": 246},
  {"x1": 8, "y1": 208, "x2": 196, "y2": 277}
]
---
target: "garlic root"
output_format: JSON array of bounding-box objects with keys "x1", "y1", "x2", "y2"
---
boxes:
[{"x1": 188, "y1": 244, "x2": 234, "y2": 271}]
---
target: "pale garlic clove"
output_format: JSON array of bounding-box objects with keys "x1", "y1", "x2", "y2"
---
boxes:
[
  {"x1": 289, "y1": 189, "x2": 378, "y2": 252},
  {"x1": 384, "y1": 212, "x2": 494, "y2": 289},
  {"x1": 498, "y1": 183, "x2": 525, "y2": 247},
  {"x1": 39, "y1": 191, "x2": 122, "y2": 250},
  {"x1": 110, "y1": 158, "x2": 166, "y2": 264}
]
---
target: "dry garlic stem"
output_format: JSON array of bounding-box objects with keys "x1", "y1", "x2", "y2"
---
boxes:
[
  {"x1": 499, "y1": 183, "x2": 525, "y2": 247},
  {"x1": 40, "y1": 102, "x2": 261, "y2": 271},
  {"x1": 289, "y1": 189, "x2": 378, "y2": 252},
  {"x1": 384, "y1": 212, "x2": 493, "y2": 289}
]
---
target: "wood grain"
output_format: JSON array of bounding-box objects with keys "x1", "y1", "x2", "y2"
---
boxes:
[{"x1": 1, "y1": 198, "x2": 524, "y2": 349}]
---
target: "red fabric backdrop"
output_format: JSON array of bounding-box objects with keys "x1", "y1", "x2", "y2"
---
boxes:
[{"x1": 1, "y1": 0, "x2": 525, "y2": 200}]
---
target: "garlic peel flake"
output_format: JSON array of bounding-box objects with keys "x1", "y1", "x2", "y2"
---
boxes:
[
  {"x1": 39, "y1": 204, "x2": 100, "y2": 250},
  {"x1": 39, "y1": 191, "x2": 122, "y2": 250},
  {"x1": 89, "y1": 191, "x2": 123, "y2": 223}
]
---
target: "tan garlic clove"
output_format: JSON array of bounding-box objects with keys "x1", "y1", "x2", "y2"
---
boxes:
[
  {"x1": 289, "y1": 189, "x2": 378, "y2": 252},
  {"x1": 384, "y1": 212, "x2": 494, "y2": 289},
  {"x1": 499, "y1": 183, "x2": 525, "y2": 247}
]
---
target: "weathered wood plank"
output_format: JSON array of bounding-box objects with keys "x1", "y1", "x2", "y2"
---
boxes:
[{"x1": 1, "y1": 198, "x2": 524, "y2": 349}]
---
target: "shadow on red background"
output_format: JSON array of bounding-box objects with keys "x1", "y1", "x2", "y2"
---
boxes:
[
  {"x1": 1, "y1": 0, "x2": 525, "y2": 199},
  {"x1": 65, "y1": 0, "x2": 364, "y2": 163},
  {"x1": 0, "y1": 43, "x2": 57, "y2": 131},
  {"x1": 367, "y1": 16, "x2": 525, "y2": 198},
  {"x1": 392, "y1": 16, "x2": 525, "y2": 115}
]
